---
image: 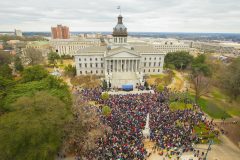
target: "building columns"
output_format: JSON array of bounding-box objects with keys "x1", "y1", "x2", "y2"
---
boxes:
[
  {"x1": 131, "y1": 60, "x2": 134, "y2": 72},
  {"x1": 135, "y1": 60, "x2": 137, "y2": 72},
  {"x1": 105, "y1": 59, "x2": 141, "y2": 73},
  {"x1": 124, "y1": 59, "x2": 127, "y2": 72}
]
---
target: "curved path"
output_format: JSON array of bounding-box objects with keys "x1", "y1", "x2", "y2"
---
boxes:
[{"x1": 167, "y1": 70, "x2": 188, "y2": 92}]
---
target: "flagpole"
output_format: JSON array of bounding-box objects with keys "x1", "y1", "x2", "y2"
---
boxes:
[{"x1": 117, "y1": 6, "x2": 121, "y2": 15}]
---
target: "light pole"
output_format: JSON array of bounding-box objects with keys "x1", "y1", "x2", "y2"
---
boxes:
[
  {"x1": 204, "y1": 140, "x2": 213, "y2": 160},
  {"x1": 192, "y1": 136, "x2": 214, "y2": 160},
  {"x1": 107, "y1": 71, "x2": 111, "y2": 89}
]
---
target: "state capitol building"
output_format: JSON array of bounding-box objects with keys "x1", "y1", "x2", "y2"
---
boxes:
[{"x1": 74, "y1": 15, "x2": 165, "y2": 88}]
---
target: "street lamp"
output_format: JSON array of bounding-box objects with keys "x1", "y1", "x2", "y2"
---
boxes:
[
  {"x1": 107, "y1": 71, "x2": 110, "y2": 89},
  {"x1": 204, "y1": 140, "x2": 214, "y2": 160}
]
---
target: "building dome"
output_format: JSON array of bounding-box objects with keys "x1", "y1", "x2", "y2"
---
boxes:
[{"x1": 112, "y1": 15, "x2": 128, "y2": 37}]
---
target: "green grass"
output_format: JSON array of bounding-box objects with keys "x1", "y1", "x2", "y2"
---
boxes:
[
  {"x1": 209, "y1": 88, "x2": 240, "y2": 116},
  {"x1": 150, "y1": 74, "x2": 165, "y2": 78},
  {"x1": 188, "y1": 94, "x2": 231, "y2": 119},
  {"x1": 194, "y1": 123, "x2": 221, "y2": 144},
  {"x1": 211, "y1": 87, "x2": 228, "y2": 100},
  {"x1": 198, "y1": 98, "x2": 231, "y2": 119},
  {"x1": 169, "y1": 102, "x2": 193, "y2": 111}
]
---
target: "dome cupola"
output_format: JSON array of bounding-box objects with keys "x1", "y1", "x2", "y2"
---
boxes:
[{"x1": 112, "y1": 15, "x2": 128, "y2": 37}]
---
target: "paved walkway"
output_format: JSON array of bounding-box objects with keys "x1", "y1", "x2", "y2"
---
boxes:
[
  {"x1": 195, "y1": 135, "x2": 240, "y2": 160},
  {"x1": 168, "y1": 71, "x2": 186, "y2": 91}
]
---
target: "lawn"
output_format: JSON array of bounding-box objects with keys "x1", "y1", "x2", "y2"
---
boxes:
[
  {"x1": 167, "y1": 70, "x2": 184, "y2": 91},
  {"x1": 209, "y1": 87, "x2": 240, "y2": 117},
  {"x1": 188, "y1": 86, "x2": 239, "y2": 118},
  {"x1": 211, "y1": 87, "x2": 228, "y2": 100},
  {"x1": 147, "y1": 70, "x2": 175, "y2": 86},
  {"x1": 189, "y1": 94, "x2": 231, "y2": 119},
  {"x1": 169, "y1": 102, "x2": 193, "y2": 111},
  {"x1": 150, "y1": 74, "x2": 165, "y2": 78},
  {"x1": 147, "y1": 74, "x2": 167, "y2": 85}
]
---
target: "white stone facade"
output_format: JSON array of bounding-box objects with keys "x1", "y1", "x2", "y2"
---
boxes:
[
  {"x1": 75, "y1": 54, "x2": 105, "y2": 75},
  {"x1": 50, "y1": 38, "x2": 101, "y2": 56},
  {"x1": 74, "y1": 15, "x2": 165, "y2": 87},
  {"x1": 75, "y1": 45, "x2": 165, "y2": 76},
  {"x1": 152, "y1": 40, "x2": 190, "y2": 53}
]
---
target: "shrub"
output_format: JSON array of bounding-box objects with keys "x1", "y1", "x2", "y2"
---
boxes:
[
  {"x1": 101, "y1": 92, "x2": 109, "y2": 100},
  {"x1": 156, "y1": 84, "x2": 164, "y2": 92},
  {"x1": 102, "y1": 106, "x2": 111, "y2": 116}
]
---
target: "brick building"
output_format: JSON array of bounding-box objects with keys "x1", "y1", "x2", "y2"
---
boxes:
[{"x1": 51, "y1": 25, "x2": 69, "y2": 39}]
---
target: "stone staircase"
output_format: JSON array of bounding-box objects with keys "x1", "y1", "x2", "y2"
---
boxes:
[{"x1": 111, "y1": 72, "x2": 140, "y2": 88}]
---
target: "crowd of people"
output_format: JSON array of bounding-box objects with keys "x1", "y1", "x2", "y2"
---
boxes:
[{"x1": 74, "y1": 87, "x2": 217, "y2": 160}]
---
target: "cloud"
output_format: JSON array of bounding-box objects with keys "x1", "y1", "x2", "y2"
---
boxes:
[{"x1": 0, "y1": 0, "x2": 240, "y2": 33}]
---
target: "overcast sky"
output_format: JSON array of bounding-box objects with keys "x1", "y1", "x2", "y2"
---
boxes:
[{"x1": 0, "y1": 0, "x2": 240, "y2": 33}]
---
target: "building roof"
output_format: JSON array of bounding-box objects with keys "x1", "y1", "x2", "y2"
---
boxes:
[
  {"x1": 133, "y1": 45, "x2": 160, "y2": 53},
  {"x1": 75, "y1": 44, "x2": 166, "y2": 56},
  {"x1": 27, "y1": 41, "x2": 49, "y2": 46},
  {"x1": 107, "y1": 46, "x2": 139, "y2": 57},
  {"x1": 76, "y1": 46, "x2": 107, "y2": 55}
]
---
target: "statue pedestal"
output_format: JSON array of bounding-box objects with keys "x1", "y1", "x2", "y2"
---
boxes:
[
  {"x1": 142, "y1": 113, "x2": 150, "y2": 138},
  {"x1": 143, "y1": 127, "x2": 150, "y2": 138}
]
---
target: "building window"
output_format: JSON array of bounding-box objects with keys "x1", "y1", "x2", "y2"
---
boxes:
[
  {"x1": 101, "y1": 63, "x2": 103, "y2": 67},
  {"x1": 158, "y1": 69, "x2": 160, "y2": 72},
  {"x1": 79, "y1": 58, "x2": 81, "y2": 61},
  {"x1": 96, "y1": 70, "x2": 98, "y2": 74},
  {"x1": 149, "y1": 58, "x2": 151, "y2": 60},
  {"x1": 143, "y1": 69, "x2": 145, "y2": 73},
  {"x1": 144, "y1": 62, "x2": 146, "y2": 67},
  {"x1": 159, "y1": 62, "x2": 161, "y2": 66},
  {"x1": 90, "y1": 70, "x2": 92, "y2": 74},
  {"x1": 85, "y1": 71, "x2": 87, "y2": 74},
  {"x1": 79, "y1": 64, "x2": 82, "y2": 67},
  {"x1": 95, "y1": 58, "x2": 97, "y2": 61},
  {"x1": 80, "y1": 71, "x2": 82, "y2": 74},
  {"x1": 144, "y1": 57, "x2": 146, "y2": 60},
  {"x1": 90, "y1": 63, "x2": 92, "y2": 68},
  {"x1": 90, "y1": 58, "x2": 92, "y2": 61},
  {"x1": 159, "y1": 57, "x2": 161, "y2": 60},
  {"x1": 101, "y1": 58, "x2": 103, "y2": 61},
  {"x1": 96, "y1": 63, "x2": 98, "y2": 67},
  {"x1": 84, "y1": 58, "x2": 86, "y2": 61},
  {"x1": 154, "y1": 62, "x2": 156, "y2": 66},
  {"x1": 153, "y1": 69, "x2": 155, "y2": 72},
  {"x1": 101, "y1": 70, "x2": 103, "y2": 74},
  {"x1": 149, "y1": 62, "x2": 151, "y2": 67},
  {"x1": 154, "y1": 57, "x2": 156, "y2": 60},
  {"x1": 148, "y1": 69, "x2": 150, "y2": 72},
  {"x1": 85, "y1": 63, "x2": 87, "y2": 67}
]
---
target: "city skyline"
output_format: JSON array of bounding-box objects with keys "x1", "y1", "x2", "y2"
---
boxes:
[{"x1": 1, "y1": 0, "x2": 240, "y2": 33}]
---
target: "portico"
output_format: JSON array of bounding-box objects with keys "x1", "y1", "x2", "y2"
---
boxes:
[{"x1": 105, "y1": 59, "x2": 141, "y2": 73}]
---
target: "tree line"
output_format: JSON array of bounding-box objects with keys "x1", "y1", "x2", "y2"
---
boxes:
[
  {"x1": 164, "y1": 51, "x2": 240, "y2": 102},
  {"x1": 0, "y1": 52, "x2": 73, "y2": 159}
]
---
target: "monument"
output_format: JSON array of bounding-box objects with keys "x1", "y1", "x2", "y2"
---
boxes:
[{"x1": 142, "y1": 113, "x2": 150, "y2": 138}]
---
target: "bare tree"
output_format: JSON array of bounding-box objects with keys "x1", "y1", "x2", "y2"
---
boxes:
[
  {"x1": 62, "y1": 94, "x2": 110, "y2": 158},
  {"x1": 191, "y1": 73, "x2": 211, "y2": 103},
  {"x1": 24, "y1": 48, "x2": 45, "y2": 65}
]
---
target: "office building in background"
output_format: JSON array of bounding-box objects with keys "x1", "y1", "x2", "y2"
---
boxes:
[
  {"x1": 14, "y1": 29, "x2": 22, "y2": 37},
  {"x1": 51, "y1": 24, "x2": 70, "y2": 39}
]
